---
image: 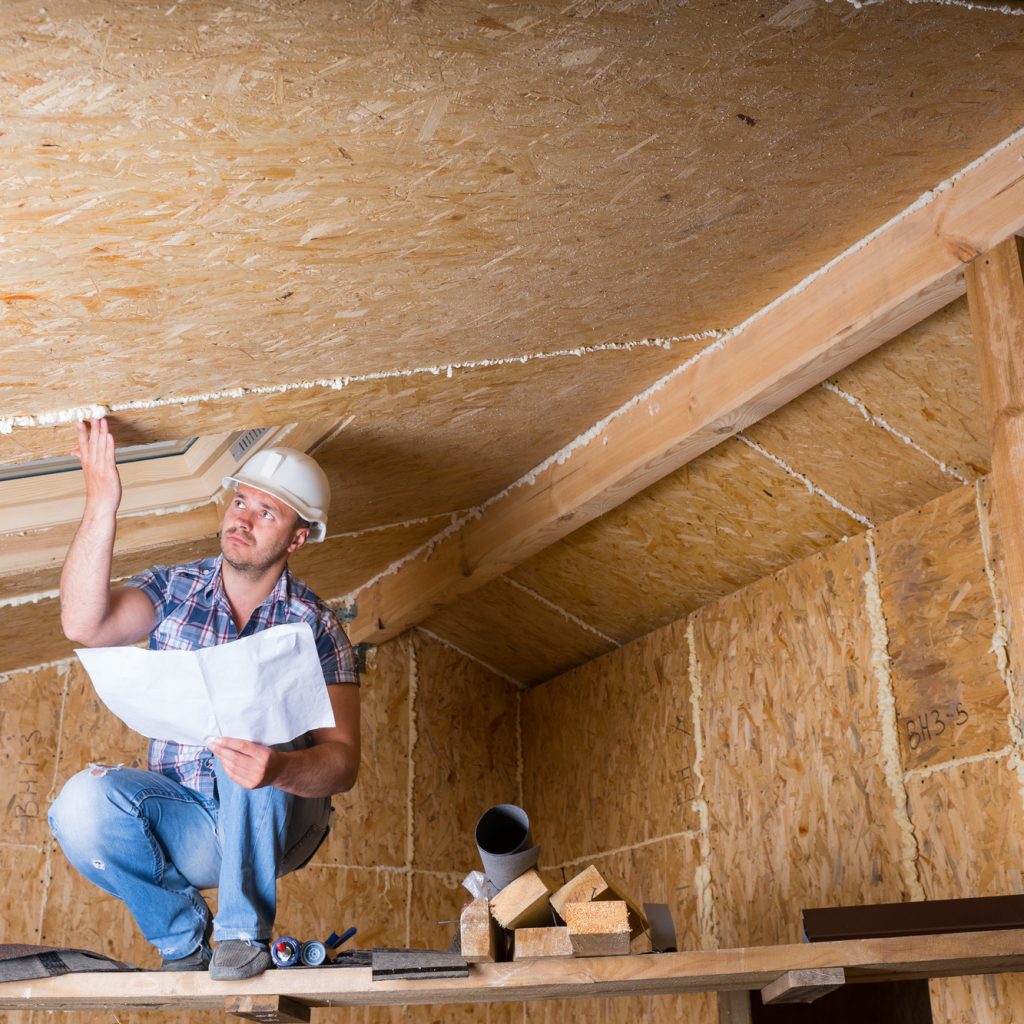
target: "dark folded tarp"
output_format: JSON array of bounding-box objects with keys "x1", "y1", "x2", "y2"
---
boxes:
[{"x1": 0, "y1": 944, "x2": 136, "y2": 983}]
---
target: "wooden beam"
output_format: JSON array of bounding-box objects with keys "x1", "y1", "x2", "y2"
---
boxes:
[
  {"x1": 2, "y1": 929, "x2": 1024, "y2": 1012},
  {"x1": 966, "y1": 236, "x2": 1024, "y2": 638},
  {"x1": 550, "y1": 865, "x2": 648, "y2": 938},
  {"x1": 760, "y1": 968, "x2": 845, "y2": 1005},
  {"x1": 460, "y1": 898, "x2": 499, "y2": 964},
  {"x1": 490, "y1": 870, "x2": 553, "y2": 930},
  {"x1": 512, "y1": 927, "x2": 574, "y2": 961},
  {"x1": 350, "y1": 132, "x2": 1024, "y2": 644},
  {"x1": 563, "y1": 901, "x2": 631, "y2": 957}
]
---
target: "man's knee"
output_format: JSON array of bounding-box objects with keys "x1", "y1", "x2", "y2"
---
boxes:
[{"x1": 48, "y1": 764, "x2": 131, "y2": 854}]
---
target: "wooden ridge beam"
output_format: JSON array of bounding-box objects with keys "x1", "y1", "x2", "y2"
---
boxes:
[
  {"x1": 1, "y1": 928, "x2": 1024, "y2": 1012},
  {"x1": 349, "y1": 131, "x2": 1024, "y2": 645}
]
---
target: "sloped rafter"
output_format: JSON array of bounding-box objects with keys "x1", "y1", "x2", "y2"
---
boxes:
[{"x1": 348, "y1": 128, "x2": 1024, "y2": 646}]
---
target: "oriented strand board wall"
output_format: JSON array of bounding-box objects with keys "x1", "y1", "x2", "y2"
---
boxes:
[
  {"x1": 520, "y1": 621, "x2": 716, "y2": 1024},
  {"x1": 523, "y1": 478, "x2": 1024, "y2": 1022},
  {"x1": 0, "y1": 630, "x2": 520, "y2": 1024}
]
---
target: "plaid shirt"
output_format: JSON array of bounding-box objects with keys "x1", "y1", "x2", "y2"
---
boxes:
[{"x1": 125, "y1": 555, "x2": 358, "y2": 799}]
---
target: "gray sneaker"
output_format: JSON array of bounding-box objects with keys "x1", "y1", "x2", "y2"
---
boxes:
[
  {"x1": 160, "y1": 944, "x2": 211, "y2": 972},
  {"x1": 209, "y1": 940, "x2": 272, "y2": 980}
]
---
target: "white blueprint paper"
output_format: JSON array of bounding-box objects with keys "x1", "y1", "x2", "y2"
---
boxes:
[{"x1": 75, "y1": 622, "x2": 336, "y2": 746}]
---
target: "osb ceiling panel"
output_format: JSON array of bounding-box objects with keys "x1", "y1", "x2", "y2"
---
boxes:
[
  {"x1": 502, "y1": 296, "x2": 989, "y2": 663},
  {"x1": 2, "y1": 2, "x2": 1021, "y2": 681},
  {"x1": 3, "y1": 0, "x2": 1024, "y2": 452},
  {"x1": 827, "y1": 297, "x2": 990, "y2": 483},
  {"x1": 506, "y1": 436, "x2": 864, "y2": 646}
]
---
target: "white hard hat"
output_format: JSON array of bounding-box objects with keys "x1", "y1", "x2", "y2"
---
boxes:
[{"x1": 223, "y1": 446, "x2": 330, "y2": 543}]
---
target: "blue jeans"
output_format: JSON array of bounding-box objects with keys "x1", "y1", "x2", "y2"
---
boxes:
[{"x1": 48, "y1": 757, "x2": 330, "y2": 960}]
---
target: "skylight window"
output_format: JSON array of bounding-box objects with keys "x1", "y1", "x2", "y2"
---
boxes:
[{"x1": 0, "y1": 439, "x2": 197, "y2": 483}]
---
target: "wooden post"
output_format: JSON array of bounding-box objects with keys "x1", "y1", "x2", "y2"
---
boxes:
[
  {"x1": 717, "y1": 990, "x2": 753, "y2": 1024},
  {"x1": 966, "y1": 236, "x2": 1024, "y2": 638}
]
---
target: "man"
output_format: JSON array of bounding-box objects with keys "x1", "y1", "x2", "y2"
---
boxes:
[{"x1": 49, "y1": 418, "x2": 360, "y2": 980}]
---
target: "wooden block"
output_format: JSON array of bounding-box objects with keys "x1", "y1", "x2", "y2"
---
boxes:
[
  {"x1": 460, "y1": 898, "x2": 498, "y2": 963},
  {"x1": 225, "y1": 995, "x2": 311, "y2": 1023},
  {"x1": 490, "y1": 869, "x2": 552, "y2": 930},
  {"x1": 550, "y1": 865, "x2": 610, "y2": 918},
  {"x1": 549, "y1": 865, "x2": 648, "y2": 938},
  {"x1": 512, "y1": 926, "x2": 573, "y2": 961},
  {"x1": 760, "y1": 968, "x2": 845, "y2": 1005},
  {"x1": 563, "y1": 900, "x2": 631, "y2": 956}
]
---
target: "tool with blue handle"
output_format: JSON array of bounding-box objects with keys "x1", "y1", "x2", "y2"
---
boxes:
[{"x1": 270, "y1": 927, "x2": 357, "y2": 967}]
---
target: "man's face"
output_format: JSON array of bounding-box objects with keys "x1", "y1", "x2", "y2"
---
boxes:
[{"x1": 220, "y1": 484, "x2": 308, "y2": 576}]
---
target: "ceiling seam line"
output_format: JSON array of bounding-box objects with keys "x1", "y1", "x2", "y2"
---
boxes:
[
  {"x1": 0, "y1": 655, "x2": 77, "y2": 682},
  {"x1": 545, "y1": 830, "x2": 703, "y2": 872},
  {"x1": 904, "y1": 0, "x2": 1024, "y2": 13},
  {"x1": 324, "y1": 510, "x2": 469, "y2": 541},
  {"x1": 500, "y1": 576, "x2": 620, "y2": 646},
  {"x1": 414, "y1": 626, "x2": 525, "y2": 689},
  {"x1": 819, "y1": 381, "x2": 971, "y2": 484},
  {"x1": 0, "y1": 332, "x2": 726, "y2": 435},
  {"x1": 734, "y1": 434, "x2": 875, "y2": 529},
  {"x1": 903, "y1": 744, "x2": 1015, "y2": 781}
]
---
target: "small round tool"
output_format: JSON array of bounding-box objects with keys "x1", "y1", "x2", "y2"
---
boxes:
[
  {"x1": 300, "y1": 940, "x2": 328, "y2": 967},
  {"x1": 270, "y1": 936, "x2": 301, "y2": 968}
]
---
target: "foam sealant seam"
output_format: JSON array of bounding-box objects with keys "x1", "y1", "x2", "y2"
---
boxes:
[
  {"x1": 545, "y1": 830, "x2": 704, "y2": 872},
  {"x1": 414, "y1": 626, "x2": 524, "y2": 689},
  {"x1": 821, "y1": 381, "x2": 971, "y2": 485},
  {"x1": 405, "y1": 635, "x2": 419, "y2": 949},
  {"x1": 515, "y1": 688, "x2": 524, "y2": 809},
  {"x1": 500, "y1": 576, "x2": 620, "y2": 646},
  {"x1": 830, "y1": 0, "x2": 1023, "y2": 12},
  {"x1": 904, "y1": 744, "x2": 1016, "y2": 781},
  {"x1": 343, "y1": 124, "x2": 1024, "y2": 606},
  {"x1": 325, "y1": 510, "x2": 465, "y2": 543},
  {"x1": 288, "y1": 862, "x2": 411, "y2": 875},
  {"x1": 0, "y1": 655, "x2": 77, "y2": 683},
  {"x1": 38, "y1": 662, "x2": 73, "y2": 938},
  {"x1": 0, "y1": 587, "x2": 61, "y2": 609},
  {"x1": 0, "y1": 561, "x2": 163, "y2": 609},
  {"x1": 865, "y1": 534, "x2": 926, "y2": 901},
  {"x1": 736, "y1": 434, "x2": 875, "y2": 528},
  {"x1": 686, "y1": 617, "x2": 720, "y2": 951},
  {"x1": 0, "y1": 332, "x2": 724, "y2": 435},
  {"x1": 906, "y1": 0, "x2": 1024, "y2": 12},
  {"x1": 973, "y1": 479, "x2": 1024, "y2": 807}
]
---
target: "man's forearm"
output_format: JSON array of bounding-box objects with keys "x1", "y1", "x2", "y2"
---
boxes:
[
  {"x1": 60, "y1": 506, "x2": 118, "y2": 643},
  {"x1": 271, "y1": 741, "x2": 360, "y2": 799}
]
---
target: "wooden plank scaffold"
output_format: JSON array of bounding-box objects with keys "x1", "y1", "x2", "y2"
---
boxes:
[{"x1": 1, "y1": 929, "x2": 1023, "y2": 1020}]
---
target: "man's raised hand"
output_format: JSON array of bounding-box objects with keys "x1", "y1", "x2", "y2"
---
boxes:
[{"x1": 75, "y1": 417, "x2": 122, "y2": 516}]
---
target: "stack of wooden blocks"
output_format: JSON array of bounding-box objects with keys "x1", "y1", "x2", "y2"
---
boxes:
[{"x1": 460, "y1": 864, "x2": 649, "y2": 962}]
